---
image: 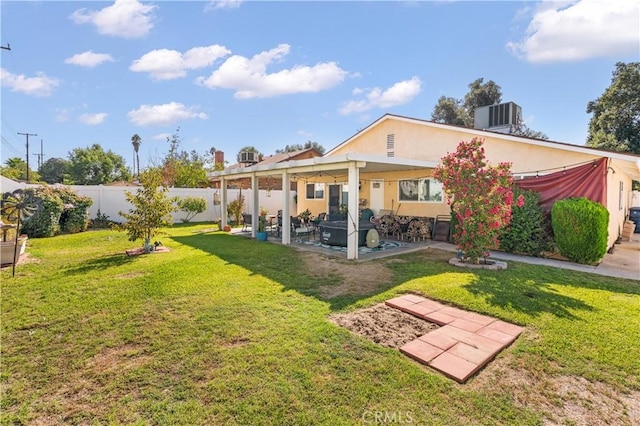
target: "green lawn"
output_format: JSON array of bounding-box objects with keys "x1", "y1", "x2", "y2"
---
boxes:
[{"x1": 1, "y1": 223, "x2": 639, "y2": 425}]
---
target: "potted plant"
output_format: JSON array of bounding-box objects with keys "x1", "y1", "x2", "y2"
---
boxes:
[
  {"x1": 298, "y1": 208, "x2": 313, "y2": 225},
  {"x1": 256, "y1": 216, "x2": 268, "y2": 241}
]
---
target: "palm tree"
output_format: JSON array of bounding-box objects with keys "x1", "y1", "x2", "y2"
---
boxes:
[{"x1": 131, "y1": 134, "x2": 141, "y2": 180}]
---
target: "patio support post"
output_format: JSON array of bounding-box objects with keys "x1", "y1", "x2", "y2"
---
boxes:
[
  {"x1": 220, "y1": 177, "x2": 228, "y2": 228},
  {"x1": 347, "y1": 162, "x2": 359, "y2": 260},
  {"x1": 251, "y1": 173, "x2": 259, "y2": 238},
  {"x1": 281, "y1": 170, "x2": 291, "y2": 245}
]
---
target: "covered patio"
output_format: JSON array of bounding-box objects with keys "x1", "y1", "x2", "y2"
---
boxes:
[{"x1": 209, "y1": 153, "x2": 436, "y2": 259}]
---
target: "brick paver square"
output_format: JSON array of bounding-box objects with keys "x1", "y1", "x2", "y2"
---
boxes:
[
  {"x1": 436, "y1": 325, "x2": 476, "y2": 342},
  {"x1": 447, "y1": 342, "x2": 492, "y2": 365},
  {"x1": 385, "y1": 297, "x2": 417, "y2": 311},
  {"x1": 429, "y1": 351, "x2": 481, "y2": 383},
  {"x1": 415, "y1": 300, "x2": 445, "y2": 313},
  {"x1": 418, "y1": 331, "x2": 458, "y2": 351},
  {"x1": 477, "y1": 328, "x2": 517, "y2": 345},
  {"x1": 400, "y1": 339, "x2": 444, "y2": 364},
  {"x1": 400, "y1": 294, "x2": 428, "y2": 304},
  {"x1": 440, "y1": 307, "x2": 469, "y2": 319},
  {"x1": 423, "y1": 311, "x2": 457, "y2": 325},
  {"x1": 463, "y1": 312, "x2": 496, "y2": 326},
  {"x1": 458, "y1": 333, "x2": 504, "y2": 355},
  {"x1": 449, "y1": 318, "x2": 486, "y2": 333},
  {"x1": 484, "y1": 320, "x2": 524, "y2": 337},
  {"x1": 404, "y1": 303, "x2": 441, "y2": 318}
]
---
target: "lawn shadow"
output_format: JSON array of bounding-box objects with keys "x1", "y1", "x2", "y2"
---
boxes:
[
  {"x1": 462, "y1": 274, "x2": 595, "y2": 320},
  {"x1": 171, "y1": 233, "x2": 637, "y2": 317},
  {"x1": 64, "y1": 252, "x2": 136, "y2": 275},
  {"x1": 170, "y1": 233, "x2": 407, "y2": 310}
]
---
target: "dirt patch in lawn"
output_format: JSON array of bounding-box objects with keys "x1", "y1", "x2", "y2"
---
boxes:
[
  {"x1": 329, "y1": 302, "x2": 438, "y2": 348},
  {"x1": 299, "y1": 251, "x2": 393, "y2": 298},
  {"x1": 469, "y1": 354, "x2": 640, "y2": 426}
]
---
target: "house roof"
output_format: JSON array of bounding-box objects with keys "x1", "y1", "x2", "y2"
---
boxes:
[
  {"x1": 325, "y1": 113, "x2": 640, "y2": 180},
  {"x1": 209, "y1": 153, "x2": 436, "y2": 180}
]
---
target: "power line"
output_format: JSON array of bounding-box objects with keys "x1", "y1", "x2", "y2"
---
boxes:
[{"x1": 17, "y1": 132, "x2": 37, "y2": 181}]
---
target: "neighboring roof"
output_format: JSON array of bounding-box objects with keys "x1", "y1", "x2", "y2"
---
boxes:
[
  {"x1": 325, "y1": 113, "x2": 640, "y2": 180},
  {"x1": 224, "y1": 147, "x2": 323, "y2": 171},
  {"x1": 258, "y1": 147, "x2": 323, "y2": 165}
]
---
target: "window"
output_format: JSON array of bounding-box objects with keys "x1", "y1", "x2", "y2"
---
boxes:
[
  {"x1": 398, "y1": 178, "x2": 443, "y2": 202},
  {"x1": 306, "y1": 183, "x2": 324, "y2": 199}
]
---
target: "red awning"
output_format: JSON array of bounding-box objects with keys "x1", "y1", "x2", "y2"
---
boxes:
[{"x1": 515, "y1": 157, "x2": 607, "y2": 212}]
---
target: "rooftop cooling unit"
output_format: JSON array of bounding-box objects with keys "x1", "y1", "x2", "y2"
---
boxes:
[
  {"x1": 240, "y1": 151, "x2": 258, "y2": 164},
  {"x1": 474, "y1": 102, "x2": 522, "y2": 134}
]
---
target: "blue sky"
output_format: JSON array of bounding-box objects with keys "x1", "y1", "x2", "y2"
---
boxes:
[{"x1": 1, "y1": 0, "x2": 638, "y2": 171}]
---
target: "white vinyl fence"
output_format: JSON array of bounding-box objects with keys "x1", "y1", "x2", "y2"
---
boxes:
[{"x1": 1, "y1": 176, "x2": 295, "y2": 224}]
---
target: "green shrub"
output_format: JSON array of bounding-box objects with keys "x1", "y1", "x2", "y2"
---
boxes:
[
  {"x1": 500, "y1": 188, "x2": 554, "y2": 256},
  {"x1": 21, "y1": 187, "x2": 64, "y2": 238},
  {"x1": 177, "y1": 196, "x2": 207, "y2": 223},
  {"x1": 227, "y1": 195, "x2": 244, "y2": 226},
  {"x1": 89, "y1": 209, "x2": 115, "y2": 229},
  {"x1": 56, "y1": 186, "x2": 93, "y2": 233},
  {"x1": 551, "y1": 197, "x2": 609, "y2": 264}
]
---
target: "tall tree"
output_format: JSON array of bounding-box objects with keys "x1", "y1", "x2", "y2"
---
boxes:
[
  {"x1": 1, "y1": 157, "x2": 40, "y2": 182},
  {"x1": 430, "y1": 78, "x2": 547, "y2": 139},
  {"x1": 275, "y1": 141, "x2": 326, "y2": 154},
  {"x1": 431, "y1": 96, "x2": 466, "y2": 126},
  {"x1": 68, "y1": 144, "x2": 131, "y2": 185},
  {"x1": 131, "y1": 134, "x2": 142, "y2": 179},
  {"x1": 462, "y1": 78, "x2": 502, "y2": 127},
  {"x1": 158, "y1": 129, "x2": 209, "y2": 187},
  {"x1": 586, "y1": 62, "x2": 640, "y2": 154},
  {"x1": 39, "y1": 157, "x2": 70, "y2": 184}
]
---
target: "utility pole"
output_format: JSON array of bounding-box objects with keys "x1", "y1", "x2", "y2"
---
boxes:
[
  {"x1": 18, "y1": 132, "x2": 37, "y2": 181},
  {"x1": 33, "y1": 139, "x2": 44, "y2": 169}
]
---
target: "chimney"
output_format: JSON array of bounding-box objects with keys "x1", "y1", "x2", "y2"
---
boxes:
[{"x1": 215, "y1": 150, "x2": 224, "y2": 166}]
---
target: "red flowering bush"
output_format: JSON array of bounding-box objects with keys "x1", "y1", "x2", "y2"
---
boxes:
[{"x1": 433, "y1": 138, "x2": 523, "y2": 263}]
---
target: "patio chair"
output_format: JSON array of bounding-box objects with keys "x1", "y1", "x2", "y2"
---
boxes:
[
  {"x1": 291, "y1": 216, "x2": 313, "y2": 241},
  {"x1": 241, "y1": 213, "x2": 252, "y2": 231}
]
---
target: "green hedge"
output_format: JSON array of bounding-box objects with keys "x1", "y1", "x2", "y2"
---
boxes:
[
  {"x1": 551, "y1": 197, "x2": 609, "y2": 264},
  {"x1": 21, "y1": 187, "x2": 64, "y2": 238},
  {"x1": 57, "y1": 186, "x2": 93, "y2": 233},
  {"x1": 500, "y1": 188, "x2": 554, "y2": 256},
  {"x1": 20, "y1": 186, "x2": 92, "y2": 237}
]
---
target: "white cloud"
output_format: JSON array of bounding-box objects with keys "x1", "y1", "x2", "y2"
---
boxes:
[
  {"x1": 0, "y1": 68, "x2": 60, "y2": 97},
  {"x1": 339, "y1": 77, "x2": 422, "y2": 115},
  {"x1": 70, "y1": 0, "x2": 157, "y2": 39},
  {"x1": 128, "y1": 102, "x2": 208, "y2": 126},
  {"x1": 79, "y1": 113, "x2": 108, "y2": 125},
  {"x1": 507, "y1": 0, "x2": 640, "y2": 63},
  {"x1": 205, "y1": 0, "x2": 243, "y2": 11},
  {"x1": 65, "y1": 50, "x2": 115, "y2": 68},
  {"x1": 196, "y1": 44, "x2": 348, "y2": 99},
  {"x1": 130, "y1": 45, "x2": 231, "y2": 80}
]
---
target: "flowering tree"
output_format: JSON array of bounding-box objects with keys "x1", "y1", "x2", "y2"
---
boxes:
[{"x1": 433, "y1": 138, "x2": 523, "y2": 263}]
